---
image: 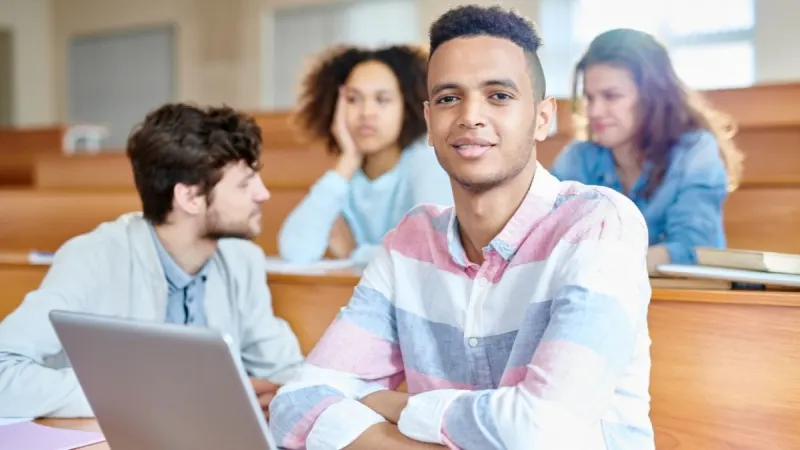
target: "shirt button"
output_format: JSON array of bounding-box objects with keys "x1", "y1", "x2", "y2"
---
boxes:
[
  {"x1": 477, "y1": 277, "x2": 488, "y2": 287},
  {"x1": 468, "y1": 337, "x2": 479, "y2": 347}
]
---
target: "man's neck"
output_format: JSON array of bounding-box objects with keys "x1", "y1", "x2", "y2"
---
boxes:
[
  {"x1": 363, "y1": 145, "x2": 402, "y2": 180},
  {"x1": 453, "y1": 162, "x2": 537, "y2": 265},
  {"x1": 153, "y1": 223, "x2": 216, "y2": 275}
]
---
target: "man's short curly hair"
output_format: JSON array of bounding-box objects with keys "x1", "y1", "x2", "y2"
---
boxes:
[
  {"x1": 429, "y1": 5, "x2": 546, "y2": 99},
  {"x1": 293, "y1": 44, "x2": 428, "y2": 154},
  {"x1": 126, "y1": 103, "x2": 262, "y2": 225}
]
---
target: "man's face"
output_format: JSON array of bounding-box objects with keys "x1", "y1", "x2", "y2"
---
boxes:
[
  {"x1": 203, "y1": 161, "x2": 270, "y2": 240},
  {"x1": 425, "y1": 36, "x2": 553, "y2": 192}
]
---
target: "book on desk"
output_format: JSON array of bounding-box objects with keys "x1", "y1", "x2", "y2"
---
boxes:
[{"x1": 655, "y1": 248, "x2": 800, "y2": 290}]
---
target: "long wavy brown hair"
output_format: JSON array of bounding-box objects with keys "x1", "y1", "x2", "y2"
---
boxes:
[{"x1": 571, "y1": 28, "x2": 744, "y2": 197}]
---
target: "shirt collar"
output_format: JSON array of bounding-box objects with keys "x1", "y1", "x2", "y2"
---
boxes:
[
  {"x1": 148, "y1": 223, "x2": 210, "y2": 294},
  {"x1": 446, "y1": 163, "x2": 562, "y2": 267}
]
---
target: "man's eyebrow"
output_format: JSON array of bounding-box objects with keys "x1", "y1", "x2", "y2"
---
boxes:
[
  {"x1": 430, "y1": 83, "x2": 460, "y2": 96},
  {"x1": 430, "y1": 79, "x2": 520, "y2": 96},
  {"x1": 483, "y1": 78, "x2": 519, "y2": 92}
]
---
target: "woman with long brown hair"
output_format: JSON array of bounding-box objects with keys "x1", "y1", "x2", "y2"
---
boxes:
[{"x1": 551, "y1": 28, "x2": 744, "y2": 273}]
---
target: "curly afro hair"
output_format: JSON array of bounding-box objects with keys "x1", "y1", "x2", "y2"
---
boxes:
[
  {"x1": 293, "y1": 44, "x2": 429, "y2": 155},
  {"x1": 429, "y1": 5, "x2": 546, "y2": 99}
]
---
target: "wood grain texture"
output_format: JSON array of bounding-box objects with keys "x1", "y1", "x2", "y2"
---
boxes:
[{"x1": 0, "y1": 188, "x2": 307, "y2": 255}]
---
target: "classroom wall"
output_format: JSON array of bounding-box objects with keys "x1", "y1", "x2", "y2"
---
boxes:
[
  {"x1": 754, "y1": 0, "x2": 800, "y2": 83},
  {"x1": 4, "y1": 0, "x2": 800, "y2": 126},
  {"x1": 51, "y1": 0, "x2": 265, "y2": 122},
  {"x1": 0, "y1": 0, "x2": 56, "y2": 126}
]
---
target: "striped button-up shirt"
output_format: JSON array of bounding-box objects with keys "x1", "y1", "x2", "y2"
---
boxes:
[{"x1": 270, "y1": 166, "x2": 655, "y2": 450}]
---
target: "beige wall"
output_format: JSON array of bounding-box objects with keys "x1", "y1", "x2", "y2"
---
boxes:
[
  {"x1": 52, "y1": 0, "x2": 266, "y2": 121},
  {"x1": 4, "y1": 0, "x2": 800, "y2": 126},
  {"x1": 0, "y1": 0, "x2": 55, "y2": 126},
  {"x1": 755, "y1": 0, "x2": 800, "y2": 83}
]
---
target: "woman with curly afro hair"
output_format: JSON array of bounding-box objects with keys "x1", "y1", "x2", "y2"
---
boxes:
[{"x1": 278, "y1": 44, "x2": 453, "y2": 264}]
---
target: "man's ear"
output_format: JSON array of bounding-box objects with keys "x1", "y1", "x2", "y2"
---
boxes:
[
  {"x1": 533, "y1": 96, "x2": 558, "y2": 142},
  {"x1": 423, "y1": 100, "x2": 432, "y2": 146},
  {"x1": 172, "y1": 183, "x2": 206, "y2": 216}
]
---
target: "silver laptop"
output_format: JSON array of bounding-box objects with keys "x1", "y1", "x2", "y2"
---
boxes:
[{"x1": 49, "y1": 310, "x2": 279, "y2": 450}]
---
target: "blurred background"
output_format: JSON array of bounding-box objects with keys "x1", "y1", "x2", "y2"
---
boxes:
[{"x1": 0, "y1": 0, "x2": 795, "y2": 147}]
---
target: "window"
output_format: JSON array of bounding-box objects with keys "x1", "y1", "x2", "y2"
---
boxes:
[
  {"x1": 266, "y1": 0, "x2": 419, "y2": 109},
  {"x1": 539, "y1": 0, "x2": 755, "y2": 97}
]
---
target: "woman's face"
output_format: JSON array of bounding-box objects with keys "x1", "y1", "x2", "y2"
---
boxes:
[
  {"x1": 343, "y1": 60, "x2": 405, "y2": 154},
  {"x1": 583, "y1": 63, "x2": 640, "y2": 149}
]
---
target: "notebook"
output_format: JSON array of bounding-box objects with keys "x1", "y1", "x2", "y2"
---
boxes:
[{"x1": 696, "y1": 248, "x2": 800, "y2": 275}]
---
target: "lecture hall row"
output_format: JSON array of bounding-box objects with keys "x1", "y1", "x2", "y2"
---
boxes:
[{"x1": 0, "y1": 82, "x2": 799, "y2": 448}]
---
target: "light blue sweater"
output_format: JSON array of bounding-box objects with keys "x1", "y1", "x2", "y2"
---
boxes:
[{"x1": 278, "y1": 139, "x2": 454, "y2": 264}]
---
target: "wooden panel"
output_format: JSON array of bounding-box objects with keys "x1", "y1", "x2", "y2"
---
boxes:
[
  {"x1": 0, "y1": 188, "x2": 307, "y2": 255},
  {"x1": 0, "y1": 264, "x2": 49, "y2": 319},
  {"x1": 33, "y1": 150, "x2": 336, "y2": 190},
  {"x1": 734, "y1": 127, "x2": 800, "y2": 185},
  {"x1": 250, "y1": 110, "x2": 322, "y2": 150},
  {"x1": 649, "y1": 300, "x2": 800, "y2": 449},
  {"x1": 0, "y1": 125, "x2": 65, "y2": 154},
  {"x1": 0, "y1": 152, "x2": 37, "y2": 186},
  {"x1": 269, "y1": 280, "x2": 354, "y2": 355},
  {"x1": 724, "y1": 187, "x2": 800, "y2": 253},
  {"x1": 702, "y1": 83, "x2": 800, "y2": 129}
]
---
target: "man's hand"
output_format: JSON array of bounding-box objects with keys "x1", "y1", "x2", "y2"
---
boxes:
[
  {"x1": 360, "y1": 390, "x2": 410, "y2": 424},
  {"x1": 250, "y1": 377, "x2": 280, "y2": 421}
]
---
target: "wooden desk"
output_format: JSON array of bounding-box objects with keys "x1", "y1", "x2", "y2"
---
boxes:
[{"x1": 4, "y1": 263, "x2": 800, "y2": 449}]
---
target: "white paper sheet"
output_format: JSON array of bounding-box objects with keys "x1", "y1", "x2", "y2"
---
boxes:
[{"x1": 263, "y1": 256, "x2": 361, "y2": 275}]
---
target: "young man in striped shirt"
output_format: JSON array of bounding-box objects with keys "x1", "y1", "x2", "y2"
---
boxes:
[{"x1": 270, "y1": 5, "x2": 655, "y2": 449}]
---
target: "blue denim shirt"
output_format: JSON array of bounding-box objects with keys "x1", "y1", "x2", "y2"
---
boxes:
[{"x1": 550, "y1": 130, "x2": 728, "y2": 265}]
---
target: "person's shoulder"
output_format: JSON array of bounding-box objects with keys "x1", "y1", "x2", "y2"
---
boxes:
[
  {"x1": 381, "y1": 203, "x2": 453, "y2": 251},
  {"x1": 556, "y1": 138, "x2": 605, "y2": 160},
  {"x1": 551, "y1": 180, "x2": 647, "y2": 242},
  {"x1": 550, "y1": 139, "x2": 604, "y2": 180},
  {"x1": 671, "y1": 129, "x2": 726, "y2": 176},
  {"x1": 52, "y1": 213, "x2": 138, "y2": 266},
  {"x1": 673, "y1": 129, "x2": 720, "y2": 160},
  {"x1": 398, "y1": 137, "x2": 438, "y2": 168}
]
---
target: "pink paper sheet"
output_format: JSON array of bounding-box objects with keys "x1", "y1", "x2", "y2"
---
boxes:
[{"x1": 0, "y1": 421, "x2": 105, "y2": 450}]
